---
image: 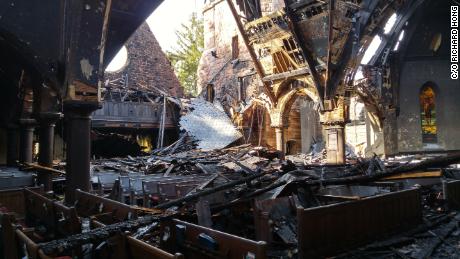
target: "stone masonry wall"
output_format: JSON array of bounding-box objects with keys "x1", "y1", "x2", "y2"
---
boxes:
[
  {"x1": 105, "y1": 23, "x2": 183, "y2": 97},
  {"x1": 197, "y1": 0, "x2": 285, "y2": 112}
]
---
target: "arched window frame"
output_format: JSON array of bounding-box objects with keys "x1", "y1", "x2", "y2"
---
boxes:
[
  {"x1": 206, "y1": 84, "x2": 215, "y2": 103},
  {"x1": 419, "y1": 82, "x2": 439, "y2": 144}
]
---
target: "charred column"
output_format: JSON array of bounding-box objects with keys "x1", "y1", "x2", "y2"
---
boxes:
[
  {"x1": 6, "y1": 124, "x2": 19, "y2": 166},
  {"x1": 64, "y1": 103, "x2": 98, "y2": 204},
  {"x1": 37, "y1": 112, "x2": 62, "y2": 190},
  {"x1": 18, "y1": 119, "x2": 36, "y2": 164}
]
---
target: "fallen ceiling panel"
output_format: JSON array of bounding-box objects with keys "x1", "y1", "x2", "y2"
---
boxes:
[{"x1": 180, "y1": 98, "x2": 242, "y2": 150}]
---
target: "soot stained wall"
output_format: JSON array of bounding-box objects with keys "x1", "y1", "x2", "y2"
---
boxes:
[{"x1": 397, "y1": 1, "x2": 460, "y2": 152}]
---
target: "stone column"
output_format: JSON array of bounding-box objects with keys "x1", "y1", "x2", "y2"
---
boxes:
[
  {"x1": 64, "y1": 103, "x2": 99, "y2": 204},
  {"x1": 324, "y1": 124, "x2": 345, "y2": 165},
  {"x1": 18, "y1": 119, "x2": 36, "y2": 164},
  {"x1": 37, "y1": 112, "x2": 62, "y2": 190},
  {"x1": 6, "y1": 124, "x2": 19, "y2": 166},
  {"x1": 275, "y1": 127, "x2": 285, "y2": 152}
]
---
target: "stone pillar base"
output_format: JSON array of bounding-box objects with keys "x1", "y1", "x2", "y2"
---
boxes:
[{"x1": 324, "y1": 124, "x2": 345, "y2": 165}]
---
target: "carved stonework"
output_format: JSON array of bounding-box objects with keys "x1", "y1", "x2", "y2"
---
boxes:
[
  {"x1": 269, "y1": 109, "x2": 283, "y2": 128},
  {"x1": 319, "y1": 97, "x2": 346, "y2": 125}
]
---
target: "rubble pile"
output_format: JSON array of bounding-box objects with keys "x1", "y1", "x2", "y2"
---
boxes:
[
  {"x1": 179, "y1": 98, "x2": 243, "y2": 150},
  {"x1": 83, "y1": 144, "x2": 460, "y2": 258},
  {"x1": 4, "y1": 143, "x2": 460, "y2": 258}
]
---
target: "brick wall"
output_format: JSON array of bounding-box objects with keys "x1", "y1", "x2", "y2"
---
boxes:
[
  {"x1": 104, "y1": 23, "x2": 183, "y2": 97},
  {"x1": 197, "y1": 0, "x2": 286, "y2": 112}
]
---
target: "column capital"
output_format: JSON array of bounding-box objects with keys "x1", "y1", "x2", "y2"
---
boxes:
[
  {"x1": 64, "y1": 100, "x2": 101, "y2": 112},
  {"x1": 268, "y1": 109, "x2": 289, "y2": 128},
  {"x1": 64, "y1": 101, "x2": 101, "y2": 120},
  {"x1": 37, "y1": 112, "x2": 62, "y2": 122},
  {"x1": 18, "y1": 118, "x2": 36, "y2": 127},
  {"x1": 321, "y1": 121, "x2": 346, "y2": 127}
]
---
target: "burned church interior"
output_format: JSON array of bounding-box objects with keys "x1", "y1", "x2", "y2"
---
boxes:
[{"x1": 0, "y1": 0, "x2": 459, "y2": 258}]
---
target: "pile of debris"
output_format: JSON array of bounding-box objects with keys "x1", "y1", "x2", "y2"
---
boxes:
[
  {"x1": 151, "y1": 133, "x2": 198, "y2": 155},
  {"x1": 179, "y1": 98, "x2": 243, "y2": 150},
  {"x1": 6, "y1": 140, "x2": 460, "y2": 258},
  {"x1": 83, "y1": 140, "x2": 460, "y2": 258}
]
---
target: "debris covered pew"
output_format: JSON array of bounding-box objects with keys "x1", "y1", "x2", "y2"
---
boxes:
[
  {"x1": 74, "y1": 189, "x2": 138, "y2": 225},
  {"x1": 297, "y1": 188, "x2": 423, "y2": 257},
  {"x1": 1, "y1": 188, "x2": 81, "y2": 259},
  {"x1": 164, "y1": 219, "x2": 267, "y2": 259}
]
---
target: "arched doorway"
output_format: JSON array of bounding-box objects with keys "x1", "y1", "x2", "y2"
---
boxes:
[
  {"x1": 419, "y1": 82, "x2": 438, "y2": 144},
  {"x1": 242, "y1": 104, "x2": 276, "y2": 148}
]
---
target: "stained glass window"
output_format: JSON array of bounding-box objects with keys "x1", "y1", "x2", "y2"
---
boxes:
[{"x1": 420, "y1": 85, "x2": 437, "y2": 143}]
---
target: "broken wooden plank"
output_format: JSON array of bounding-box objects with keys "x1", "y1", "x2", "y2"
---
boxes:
[
  {"x1": 21, "y1": 162, "x2": 65, "y2": 176},
  {"x1": 154, "y1": 171, "x2": 268, "y2": 209},
  {"x1": 414, "y1": 219, "x2": 457, "y2": 259},
  {"x1": 382, "y1": 170, "x2": 442, "y2": 180},
  {"x1": 295, "y1": 153, "x2": 460, "y2": 187},
  {"x1": 163, "y1": 164, "x2": 175, "y2": 177},
  {"x1": 196, "y1": 198, "x2": 212, "y2": 227},
  {"x1": 39, "y1": 215, "x2": 168, "y2": 255}
]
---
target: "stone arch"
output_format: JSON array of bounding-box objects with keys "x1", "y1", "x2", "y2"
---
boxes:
[
  {"x1": 240, "y1": 100, "x2": 276, "y2": 148},
  {"x1": 275, "y1": 77, "x2": 318, "y2": 101},
  {"x1": 419, "y1": 81, "x2": 440, "y2": 96},
  {"x1": 276, "y1": 80, "x2": 319, "y2": 126},
  {"x1": 271, "y1": 79, "x2": 321, "y2": 154}
]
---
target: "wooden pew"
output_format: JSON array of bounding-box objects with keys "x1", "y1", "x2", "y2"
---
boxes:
[
  {"x1": 90, "y1": 220, "x2": 184, "y2": 259},
  {"x1": 74, "y1": 189, "x2": 137, "y2": 225},
  {"x1": 297, "y1": 188, "x2": 422, "y2": 257},
  {"x1": 165, "y1": 219, "x2": 267, "y2": 259},
  {"x1": 23, "y1": 188, "x2": 57, "y2": 238},
  {"x1": 126, "y1": 236, "x2": 184, "y2": 259},
  {"x1": 24, "y1": 188, "x2": 80, "y2": 237},
  {"x1": 52, "y1": 201, "x2": 81, "y2": 236},
  {"x1": 0, "y1": 186, "x2": 43, "y2": 216}
]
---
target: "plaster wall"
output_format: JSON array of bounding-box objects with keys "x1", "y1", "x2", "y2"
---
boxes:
[{"x1": 397, "y1": 60, "x2": 460, "y2": 152}]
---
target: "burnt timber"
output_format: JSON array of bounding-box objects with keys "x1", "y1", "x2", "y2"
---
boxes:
[{"x1": 1, "y1": 0, "x2": 460, "y2": 259}]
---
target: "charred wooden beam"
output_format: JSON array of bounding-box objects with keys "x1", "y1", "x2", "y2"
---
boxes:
[
  {"x1": 262, "y1": 67, "x2": 310, "y2": 83},
  {"x1": 324, "y1": 0, "x2": 335, "y2": 99},
  {"x1": 283, "y1": 0, "x2": 325, "y2": 109},
  {"x1": 295, "y1": 153, "x2": 460, "y2": 187},
  {"x1": 371, "y1": 0, "x2": 426, "y2": 66},
  {"x1": 155, "y1": 171, "x2": 267, "y2": 209},
  {"x1": 325, "y1": 28, "x2": 356, "y2": 98},
  {"x1": 38, "y1": 215, "x2": 167, "y2": 255}
]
